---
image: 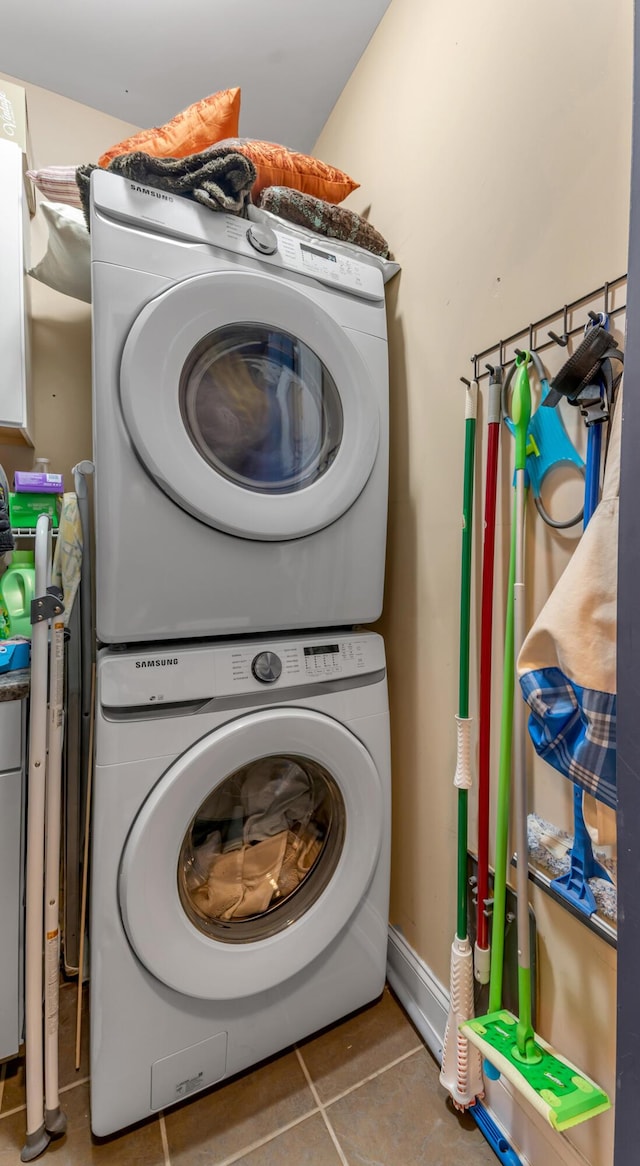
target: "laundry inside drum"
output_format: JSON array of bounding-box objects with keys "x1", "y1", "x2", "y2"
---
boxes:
[
  {"x1": 178, "y1": 755, "x2": 346, "y2": 943},
  {"x1": 179, "y1": 323, "x2": 344, "y2": 494}
]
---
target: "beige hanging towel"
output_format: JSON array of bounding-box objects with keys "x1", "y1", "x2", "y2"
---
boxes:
[{"x1": 517, "y1": 387, "x2": 622, "y2": 810}]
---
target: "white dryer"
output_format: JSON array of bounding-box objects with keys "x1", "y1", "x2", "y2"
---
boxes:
[
  {"x1": 90, "y1": 172, "x2": 392, "y2": 643},
  {"x1": 90, "y1": 631, "x2": 390, "y2": 1136}
]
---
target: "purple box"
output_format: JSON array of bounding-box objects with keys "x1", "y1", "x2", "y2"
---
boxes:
[{"x1": 14, "y1": 472, "x2": 64, "y2": 494}]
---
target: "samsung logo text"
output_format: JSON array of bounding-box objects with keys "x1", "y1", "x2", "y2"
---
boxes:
[
  {"x1": 135, "y1": 658, "x2": 179, "y2": 669},
  {"x1": 129, "y1": 183, "x2": 174, "y2": 202}
]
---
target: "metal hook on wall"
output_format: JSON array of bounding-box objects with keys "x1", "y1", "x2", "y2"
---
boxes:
[{"x1": 549, "y1": 304, "x2": 569, "y2": 347}]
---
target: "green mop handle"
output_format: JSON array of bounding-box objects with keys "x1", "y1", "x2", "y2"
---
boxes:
[
  {"x1": 455, "y1": 381, "x2": 477, "y2": 941},
  {"x1": 487, "y1": 505, "x2": 516, "y2": 1014},
  {"x1": 512, "y1": 353, "x2": 536, "y2": 1060}
]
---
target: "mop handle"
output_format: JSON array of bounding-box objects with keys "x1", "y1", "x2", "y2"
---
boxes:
[
  {"x1": 455, "y1": 380, "x2": 477, "y2": 942},
  {"x1": 477, "y1": 372, "x2": 501, "y2": 963},
  {"x1": 487, "y1": 358, "x2": 532, "y2": 1017},
  {"x1": 458, "y1": 381, "x2": 477, "y2": 721},
  {"x1": 487, "y1": 506, "x2": 516, "y2": 1015},
  {"x1": 513, "y1": 475, "x2": 530, "y2": 973},
  {"x1": 584, "y1": 423, "x2": 603, "y2": 526},
  {"x1": 440, "y1": 380, "x2": 484, "y2": 1113},
  {"x1": 511, "y1": 354, "x2": 535, "y2": 1053}
]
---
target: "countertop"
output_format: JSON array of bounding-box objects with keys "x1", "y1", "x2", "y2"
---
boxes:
[{"x1": 0, "y1": 668, "x2": 30, "y2": 701}]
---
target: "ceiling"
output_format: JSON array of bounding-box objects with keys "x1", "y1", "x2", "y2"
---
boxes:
[{"x1": 2, "y1": 0, "x2": 391, "y2": 152}]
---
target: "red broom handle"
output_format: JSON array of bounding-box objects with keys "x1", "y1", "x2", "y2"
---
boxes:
[{"x1": 477, "y1": 417, "x2": 500, "y2": 951}]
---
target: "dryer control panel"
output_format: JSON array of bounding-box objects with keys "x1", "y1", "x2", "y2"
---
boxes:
[
  {"x1": 100, "y1": 633, "x2": 385, "y2": 709},
  {"x1": 216, "y1": 216, "x2": 384, "y2": 302},
  {"x1": 92, "y1": 170, "x2": 386, "y2": 303}
]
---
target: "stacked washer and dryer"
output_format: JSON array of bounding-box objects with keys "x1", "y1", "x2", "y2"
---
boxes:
[{"x1": 88, "y1": 170, "x2": 394, "y2": 1135}]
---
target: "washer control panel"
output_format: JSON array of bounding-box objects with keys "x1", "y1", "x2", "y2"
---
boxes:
[
  {"x1": 100, "y1": 634, "x2": 385, "y2": 709},
  {"x1": 220, "y1": 635, "x2": 382, "y2": 694}
]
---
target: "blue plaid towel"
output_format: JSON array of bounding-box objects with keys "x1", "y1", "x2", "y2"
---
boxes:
[{"x1": 520, "y1": 666, "x2": 616, "y2": 810}]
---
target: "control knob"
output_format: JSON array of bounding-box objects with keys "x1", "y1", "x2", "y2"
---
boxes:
[
  {"x1": 251, "y1": 651, "x2": 282, "y2": 684},
  {"x1": 246, "y1": 223, "x2": 278, "y2": 255}
]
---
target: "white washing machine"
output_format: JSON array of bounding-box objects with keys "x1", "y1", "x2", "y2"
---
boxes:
[
  {"x1": 90, "y1": 630, "x2": 390, "y2": 1136},
  {"x1": 91, "y1": 172, "x2": 393, "y2": 644}
]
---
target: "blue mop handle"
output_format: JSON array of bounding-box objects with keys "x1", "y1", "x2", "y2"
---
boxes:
[
  {"x1": 582, "y1": 313, "x2": 607, "y2": 532},
  {"x1": 584, "y1": 424, "x2": 603, "y2": 525},
  {"x1": 471, "y1": 1102, "x2": 524, "y2": 1165}
]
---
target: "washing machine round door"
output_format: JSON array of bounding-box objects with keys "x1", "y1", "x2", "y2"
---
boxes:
[
  {"x1": 119, "y1": 270, "x2": 380, "y2": 541},
  {"x1": 118, "y1": 708, "x2": 385, "y2": 1000}
]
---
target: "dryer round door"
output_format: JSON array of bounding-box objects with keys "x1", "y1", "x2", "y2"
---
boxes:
[
  {"x1": 119, "y1": 270, "x2": 380, "y2": 541},
  {"x1": 118, "y1": 708, "x2": 384, "y2": 1000}
]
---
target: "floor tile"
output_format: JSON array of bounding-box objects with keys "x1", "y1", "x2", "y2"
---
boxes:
[
  {"x1": 164, "y1": 1050, "x2": 317, "y2": 1165},
  {"x1": 0, "y1": 1083, "x2": 164, "y2": 1165},
  {"x1": 1, "y1": 984, "x2": 89, "y2": 1115},
  {"x1": 230, "y1": 1113, "x2": 343, "y2": 1165},
  {"x1": 0, "y1": 1062, "x2": 23, "y2": 1119},
  {"x1": 297, "y1": 986, "x2": 421, "y2": 1103},
  {"x1": 325, "y1": 1049, "x2": 497, "y2": 1166}
]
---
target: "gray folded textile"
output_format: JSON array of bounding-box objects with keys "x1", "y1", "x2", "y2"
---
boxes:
[
  {"x1": 258, "y1": 185, "x2": 391, "y2": 258},
  {"x1": 76, "y1": 145, "x2": 257, "y2": 228}
]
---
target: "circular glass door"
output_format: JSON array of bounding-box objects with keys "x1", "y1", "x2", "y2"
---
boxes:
[
  {"x1": 120, "y1": 270, "x2": 380, "y2": 541},
  {"x1": 118, "y1": 708, "x2": 384, "y2": 1000},
  {"x1": 178, "y1": 754, "x2": 345, "y2": 942},
  {"x1": 180, "y1": 324, "x2": 343, "y2": 494}
]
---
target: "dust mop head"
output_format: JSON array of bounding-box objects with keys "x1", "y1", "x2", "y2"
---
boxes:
[
  {"x1": 461, "y1": 1011, "x2": 610, "y2": 1131},
  {"x1": 440, "y1": 936, "x2": 484, "y2": 1108}
]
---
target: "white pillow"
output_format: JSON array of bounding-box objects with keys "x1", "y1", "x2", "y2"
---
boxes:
[{"x1": 28, "y1": 201, "x2": 91, "y2": 303}]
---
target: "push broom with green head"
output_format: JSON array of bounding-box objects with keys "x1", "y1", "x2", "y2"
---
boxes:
[
  {"x1": 461, "y1": 353, "x2": 610, "y2": 1132},
  {"x1": 440, "y1": 378, "x2": 483, "y2": 1109}
]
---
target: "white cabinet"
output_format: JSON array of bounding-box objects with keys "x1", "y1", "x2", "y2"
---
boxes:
[
  {"x1": 0, "y1": 138, "x2": 32, "y2": 445},
  {"x1": 0, "y1": 699, "x2": 25, "y2": 1061}
]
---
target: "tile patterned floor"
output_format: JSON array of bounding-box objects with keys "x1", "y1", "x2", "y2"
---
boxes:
[{"x1": 0, "y1": 984, "x2": 496, "y2": 1165}]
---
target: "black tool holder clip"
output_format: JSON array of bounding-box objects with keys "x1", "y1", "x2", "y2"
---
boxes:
[
  {"x1": 543, "y1": 321, "x2": 624, "y2": 425},
  {"x1": 30, "y1": 586, "x2": 65, "y2": 626}
]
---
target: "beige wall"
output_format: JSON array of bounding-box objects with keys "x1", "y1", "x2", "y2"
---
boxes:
[
  {"x1": 0, "y1": 71, "x2": 137, "y2": 486},
  {"x1": 316, "y1": 1, "x2": 631, "y2": 1162}
]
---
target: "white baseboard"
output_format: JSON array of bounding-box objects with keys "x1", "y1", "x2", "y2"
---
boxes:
[{"x1": 387, "y1": 926, "x2": 591, "y2": 1166}]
